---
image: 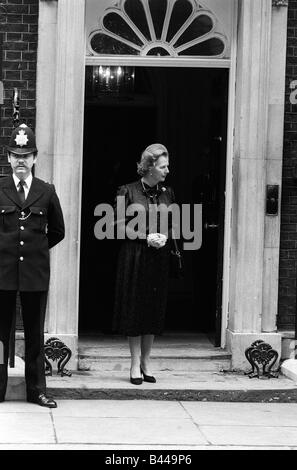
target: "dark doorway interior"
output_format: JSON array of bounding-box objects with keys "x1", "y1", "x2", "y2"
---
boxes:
[{"x1": 79, "y1": 67, "x2": 228, "y2": 343}]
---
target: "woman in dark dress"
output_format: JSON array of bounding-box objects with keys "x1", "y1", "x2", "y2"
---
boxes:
[{"x1": 113, "y1": 143, "x2": 175, "y2": 385}]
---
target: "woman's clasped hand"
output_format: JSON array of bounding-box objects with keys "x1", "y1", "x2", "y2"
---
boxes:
[{"x1": 147, "y1": 233, "x2": 167, "y2": 249}]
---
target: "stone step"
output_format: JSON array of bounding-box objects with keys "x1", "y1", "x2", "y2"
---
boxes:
[
  {"x1": 46, "y1": 370, "x2": 296, "y2": 401},
  {"x1": 77, "y1": 333, "x2": 232, "y2": 372},
  {"x1": 78, "y1": 356, "x2": 231, "y2": 372}
]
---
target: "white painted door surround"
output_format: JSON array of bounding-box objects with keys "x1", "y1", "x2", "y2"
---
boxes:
[{"x1": 35, "y1": 0, "x2": 288, "y2": 371}]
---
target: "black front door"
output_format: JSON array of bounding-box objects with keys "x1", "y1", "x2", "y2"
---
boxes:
[{"x1": 79, "y1": 66, "x2": 228, "y2": 343}]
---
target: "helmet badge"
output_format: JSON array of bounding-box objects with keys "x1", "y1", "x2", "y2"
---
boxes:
[{"x1": 14, "y1": 129, "x2": 29, "y2": 147}]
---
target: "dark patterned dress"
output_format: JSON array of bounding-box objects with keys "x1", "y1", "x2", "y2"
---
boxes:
[{"x1": 113, "y1": 180, "x2": 175, "y2": 336}]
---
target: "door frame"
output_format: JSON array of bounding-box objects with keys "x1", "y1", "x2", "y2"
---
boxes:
[
  {"x1": 35, "y1": 0, "x2": 237, "y2": 355},
  {"x1": 84, "y1": 5, "x2": 238, "y2": 346},
  {"x1": 81, "y1": 65, "x2": 231, "y2": 336},
  {"x1": 35, "y1": 0, "x2": 288, "y2": 370}
]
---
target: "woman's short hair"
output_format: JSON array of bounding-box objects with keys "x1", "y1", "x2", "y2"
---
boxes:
[{"x1": 137, "y1": 143, "x2": 169, "y2": 177}]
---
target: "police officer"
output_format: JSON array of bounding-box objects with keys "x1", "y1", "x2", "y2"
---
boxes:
[{"x1": 0, "y1": 124, "x2": 65, "y2": 408}]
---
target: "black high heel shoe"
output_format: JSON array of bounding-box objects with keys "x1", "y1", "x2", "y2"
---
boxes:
[
  {"x1": 130, "y1": 368, "x2": 143, "y2": 385},
  {"x1": 130, "y1": 376, "x2": 143, "y2": 385},
  {"x1": 141, "y1": 367, "x2": 156, "y2": 383}
]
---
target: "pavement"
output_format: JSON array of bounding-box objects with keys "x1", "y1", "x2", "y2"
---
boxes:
[
  {"x1": 1, "y1": 399, "x2": 297, "y2": 450},
  {"x1": 3, "y1": 334, "x2": 297, "y2": 451}
]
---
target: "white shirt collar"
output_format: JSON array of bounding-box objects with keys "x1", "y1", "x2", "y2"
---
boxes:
[{"x1": 12, "y1": 173, "x2": 33, "y2": 190}]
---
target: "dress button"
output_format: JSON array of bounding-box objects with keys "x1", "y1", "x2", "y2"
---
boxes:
[
  {"x1": 40, "y1": 211, "x2": 43, "y2": 215},
  {"x1": 20, "y1": 226, "x2": 24, "y2": 230},
  {"x1": 1, "y1": 210, "x2": 4, "y2": 213},
  {"x1": 21, "y1": 211, "x2": 25, "y2": 217},
  {"x1": 19, "y1": 257, "x2": 24, "y2": 261},
  {"x1": 20, "y1": 241, "x2": 24, "y2": 246}
]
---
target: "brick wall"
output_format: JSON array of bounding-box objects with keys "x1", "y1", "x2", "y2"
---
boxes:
[
  {"x1": 0, "y1": 0, "x2": 295, "y2": 329},
  {"x1": 278, "y1": 0, "x2": 297, "y2": 330},
  {"x1": 0, "y1": 0, "x2": 38, "y2": 177}
]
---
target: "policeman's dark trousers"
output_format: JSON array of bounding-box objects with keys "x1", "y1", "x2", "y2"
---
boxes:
[{"x1": 0, "y1": 290, "x2": 48, "y2": 400}]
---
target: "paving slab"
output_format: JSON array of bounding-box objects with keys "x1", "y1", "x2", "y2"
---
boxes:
[
  {"x1": 0, "y1": 401, "x2": 50, "y2": 413},
  {"x1": 53, "y1": 416, "x2": 207, "y2": 446},
  {"x1": 1, "y1": 400, "x2": 297, "y2": 449},
  {"x1": 200, "y1": 425, "x2": 297, "y2": 447},
  {"x1": 181, "y1": 402, "x2": 297, "y2": 426},
  {"x1": 0, "y1": 413, "x2": 55, "y2": 444},
  {"x1": 51, "y1": 399, "x2": 187, "y2": 418}
]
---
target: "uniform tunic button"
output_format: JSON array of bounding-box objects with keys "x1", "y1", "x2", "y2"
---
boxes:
[
  {"x1": 40, "y1": 211, "x2": 43, "y2": 215},
  {"x1": 20, "y1": 226, "x2": 24, "y2": 230},
  {"x1": 20, "y1": 241, "x2": 24, "y2": 246},
  {"x1": 21, "y1": 211, "x2": 25, "y2": 217},
  {"x1": 1, "y1": 210, "x2": 4, "y2": 213},
  {"x1": 19, "y1": 257, "x2": 24, "y2": 261}
]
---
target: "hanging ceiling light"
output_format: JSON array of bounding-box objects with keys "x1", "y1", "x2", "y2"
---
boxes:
[{"x1": 89, "y1": 65, "x2": 135, "y2": 96}]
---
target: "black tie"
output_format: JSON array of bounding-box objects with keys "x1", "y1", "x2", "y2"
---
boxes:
[{"x1": 18, "y1": 180, "x2": 25, "y2": 205}]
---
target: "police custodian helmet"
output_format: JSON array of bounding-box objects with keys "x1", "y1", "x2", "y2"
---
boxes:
[{"x1": 7, "y1": 123, "x2": 38, "y2": 155}]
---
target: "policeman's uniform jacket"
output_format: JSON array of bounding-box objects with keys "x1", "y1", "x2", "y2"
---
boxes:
[{"x1": 0, "y1": 175, "x2": 65, "y2": 291}]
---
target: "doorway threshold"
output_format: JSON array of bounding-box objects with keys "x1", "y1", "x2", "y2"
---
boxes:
[
  {"x1": 77, "y1": 332, "x2": 230, "y2": 373},
  {"x1": 45, "y1": 335, "x2": 294, "y2": 401}
]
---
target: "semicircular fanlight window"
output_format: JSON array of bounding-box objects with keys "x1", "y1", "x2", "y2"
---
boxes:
[
  {"x1": 147, "y1": 47, "x2": 170, "y2": 56},
  {"x1": 178, "y1": 37, "x2": 225, "y2": 56},
  {"x1": 124, "y1": 0, "x2": 151, "y2": 41},
  {"x1": 166, "y1": 0, "x2": 193, "y2": 42},
  {"x1": 89, "y1": 0, "x2": 228, "y2": 58},
  {"x1": 174, "y1": 15, "x2": 213, "y2": 47},
  {"x1": 103, "y1": 12, "x2": 144, "y2": 46},
  {"x1": 90, "y1": 33, "x2": 140, "y2": 55},
  {"x1": 149, "y1": 0, "x2": 168, "y2": 39}
]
